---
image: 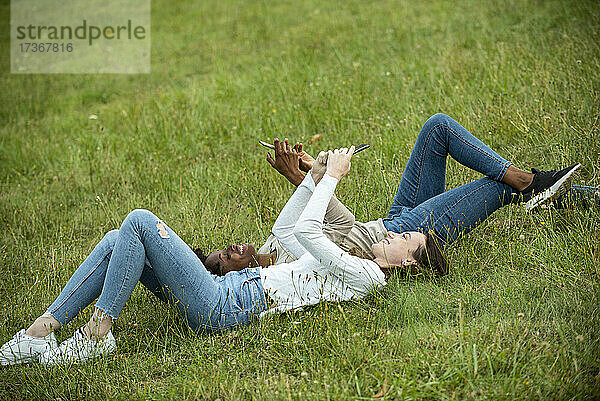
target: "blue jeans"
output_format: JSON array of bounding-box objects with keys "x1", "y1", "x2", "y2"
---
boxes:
[
  {"x1": 382, "y1": 114, "x2": 598, "y2": 243},
  {"x1": 47, "y1": 209, "x2": 267, "y2": 332},
  {"x1": 382, "y1": 113, "x2": 518, "y2": 244},
  {"x1": 554, "y1": 185, "x2": 599, "y2": 209}
]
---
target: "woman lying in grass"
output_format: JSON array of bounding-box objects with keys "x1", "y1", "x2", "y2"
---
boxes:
[
  {"x1": 1, "y1": 114, "x2": 587, "y2": 366},
  {"x1": 201, "y1": 113, "x2": 589, "y2": 277},
  {"x1": 1, "y1": 147, "x2": 404, "y2": 366}
]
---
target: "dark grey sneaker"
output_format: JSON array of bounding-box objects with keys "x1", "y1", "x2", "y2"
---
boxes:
[{"x1": 520, "y1": 163, "x2": 581, "y2": 211}]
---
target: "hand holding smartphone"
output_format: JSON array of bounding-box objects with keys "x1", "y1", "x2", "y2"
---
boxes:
[{"x1": 259, "y1": 140, "x2": 369, "y2": 154}]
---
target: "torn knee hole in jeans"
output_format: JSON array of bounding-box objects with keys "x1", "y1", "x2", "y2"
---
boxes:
[{"x1": 156, "y1": 221, "x2": 170, "y2": 239}]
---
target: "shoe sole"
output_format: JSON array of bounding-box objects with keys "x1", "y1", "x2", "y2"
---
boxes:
[
  {"x1": 1, "y1": 341, "x2": 57, "y2": 366},
  {"x1": 524, "y1": 163, "x2": 581, "y2": 211},
  {"x1": 41, "y1": 345, "x2": 116, "y2": 366},
  {"x1": 1, "y1": 350, "x2": 52, "y2": 365},
  {"x1": 1, "y1": 357, "x2": 33, "y2": 366},
  {"x1": 41, "y1": 334, "x2": 116, "y2": 366}
]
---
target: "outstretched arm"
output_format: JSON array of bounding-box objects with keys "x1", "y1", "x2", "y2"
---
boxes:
[
  {"x1": 271, "y1": 173, "x2": 315, "y2": 259},
  {"x1": 270, "y1": 141, "x2": 322, "y2": 259},
  {"x1": 267, "y1": 139, "x2": 356, "y2": 242},
  {"x1": 293, "y1": 148, "x2": 385, "y2": 289},
  {"x1": 291, "y1": 148, "x2": 354, "y2": 261}
]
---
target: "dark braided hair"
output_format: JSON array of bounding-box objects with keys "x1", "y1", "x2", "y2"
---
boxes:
[{"x1": 192, "y1": 248, "x2": 221, "y2": 275}]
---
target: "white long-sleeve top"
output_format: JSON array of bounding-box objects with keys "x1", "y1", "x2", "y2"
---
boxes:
[{"x1": 259, "y1": 173, "x2": 386, "y2": 317}]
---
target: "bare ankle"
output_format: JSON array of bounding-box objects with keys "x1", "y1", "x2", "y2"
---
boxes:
[
  {"x1": 515, "y1": 173, "x2": 533, "y2": 192},
  {"x1": 25, "y1": 315, "x2": 61, "y2": 338},
  {"x1": 504, "y1": 165, "x2": 534, "y2": 192},
  {"x1": 84, "y1": 309, "x2": 114, "y2": 340}
]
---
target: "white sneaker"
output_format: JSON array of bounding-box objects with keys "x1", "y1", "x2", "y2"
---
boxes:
[
  {"x1": 40, "y1": 328, "x2": 116, "y2": 366},
  {"x1": 0, "y1": 329, "x2": 58, "y2": 365}
]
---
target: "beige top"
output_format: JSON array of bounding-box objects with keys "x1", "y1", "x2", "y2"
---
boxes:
[
  {"x1": 258, "y1": 194, "x2": 387, "y2": 263},
  {"x1": 344, "y1": 219, "x2": 388, "y2": 258}
]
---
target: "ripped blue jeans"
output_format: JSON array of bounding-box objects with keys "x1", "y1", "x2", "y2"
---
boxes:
[{"x1": 47, "y1": 209, "x2": 267, "y2": 332}]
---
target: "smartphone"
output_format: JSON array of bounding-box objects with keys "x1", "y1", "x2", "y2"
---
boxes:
[
  {"x1": 353, "y1": 144, "x2": 370, "y2": 154},
  {"x1": 258, "y1": 140, "x2": 275, "y2": 150},
  {"x1": 259, "y1": 140, "x2": 370, "y2": 154}
]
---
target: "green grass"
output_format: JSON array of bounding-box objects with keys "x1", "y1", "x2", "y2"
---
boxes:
[{"x1": 1, "y1": 0, "x2": 599, "y2": 399}]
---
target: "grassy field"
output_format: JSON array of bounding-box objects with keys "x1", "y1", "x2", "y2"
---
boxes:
[{"x1": 1, "y1": 0, "x2": 599, "y2": 399}]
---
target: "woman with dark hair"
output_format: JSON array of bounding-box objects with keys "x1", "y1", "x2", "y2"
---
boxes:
[{"x1": 1, "y1": 146, "x2": 408, "y2": 366}]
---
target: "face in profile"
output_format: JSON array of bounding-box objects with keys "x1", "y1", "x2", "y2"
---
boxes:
[
  {"x1": 204, "y1": 244, "x2": 258, "y2": 275},
  {"x1": 371, "y1": 231, "x2": 426, "y2": 269}
]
